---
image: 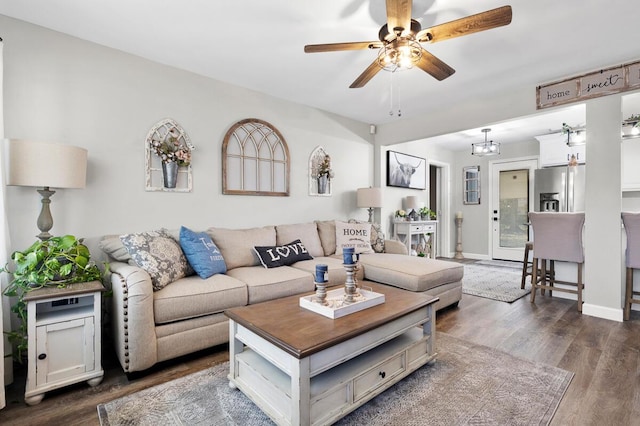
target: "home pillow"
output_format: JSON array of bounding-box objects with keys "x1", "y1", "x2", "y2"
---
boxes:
[
  {"x1": 348, "y1": 219, "x2": 385, "y2": 253},
  {"x1": 179, "y1": 226, "x2": 227, "y2": 279},
  {"x1": 335, "y1": 221, "x2": 374, "y2": 255},
  {"x1": 120, "y1": 229, "x2": 191, "y2": 291},
  {"x1": 254, "y1": 239, "x2": 313, "y2": 268},
  {"x1": 276, "y1": 222, "x2": 324, "y2": 257}
]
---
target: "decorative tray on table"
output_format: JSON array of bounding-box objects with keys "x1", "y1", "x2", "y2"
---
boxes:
[{"x1": 299, "y1": 287, "x2": 385, "y2": 319}]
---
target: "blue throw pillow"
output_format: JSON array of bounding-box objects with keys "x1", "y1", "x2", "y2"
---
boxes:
[{"x1": 179, "y1": 226, "x2": 227, "y2": 279}]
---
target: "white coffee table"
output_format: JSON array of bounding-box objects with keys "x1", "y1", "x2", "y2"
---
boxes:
[{"x1": 225, "y1": 281, "x2": 438, "y2": 426}]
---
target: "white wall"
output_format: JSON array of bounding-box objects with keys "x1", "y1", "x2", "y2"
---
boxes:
[
  {"x1": 1, "y1": 15, "x2": 375, "y2": 251},
  {"x1": 452, "y1": 139, "x2": 539, "y2": 257}
]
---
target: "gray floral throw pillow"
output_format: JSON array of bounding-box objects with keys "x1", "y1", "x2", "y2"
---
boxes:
[{"x1": 120, "y1": 229, "x2": 190, "y2": 291}]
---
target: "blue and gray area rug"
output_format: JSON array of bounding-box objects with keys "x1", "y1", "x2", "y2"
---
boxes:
[{"x1": 462, "y1": 260, "x2": 530, "y2": 303}]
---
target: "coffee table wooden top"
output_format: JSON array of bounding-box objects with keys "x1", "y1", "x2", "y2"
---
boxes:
[{"x1": 225, "y1": 281, "x2": 438, "y2": 359}]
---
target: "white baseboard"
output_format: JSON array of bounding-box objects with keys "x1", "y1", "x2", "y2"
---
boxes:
[
  {"x1": 446, "y1": 252, "x2": 490, "y2": 260},
  {"x1": 582, "y1": 303, "x2": 623, "y2": 322}
]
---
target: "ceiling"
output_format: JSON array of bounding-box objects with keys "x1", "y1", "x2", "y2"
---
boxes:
[{"x1": 1, "y1": 0, "x2": 640, "y2": 151}]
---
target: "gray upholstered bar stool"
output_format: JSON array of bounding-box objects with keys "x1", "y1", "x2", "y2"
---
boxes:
[
  {"x1": 529, "y1": 212, "x2": 585, "y2": 312},
  {"x1": 622, "y1": 212, "x2": 640, "y2": 320}
]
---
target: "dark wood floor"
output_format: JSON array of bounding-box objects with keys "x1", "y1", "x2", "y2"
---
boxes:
[{"x1": 1, "y1": 271, "x2": 639, "y2": 425}]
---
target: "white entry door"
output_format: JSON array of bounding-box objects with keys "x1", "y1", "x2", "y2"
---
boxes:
[{"x1": 490, "y1": 159, "x2": 538, "y2": 261}]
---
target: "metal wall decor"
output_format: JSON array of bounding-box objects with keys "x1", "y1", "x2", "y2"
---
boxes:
[
  {"x1": 222, "y1": 118, "x2": 290, "y2": 196},
  {"x1": 145, "y1": 118, "x2": 194, "y2": 192},
  {"x1": 309, "y1": 146, "x2": 333, "y2": 196}
]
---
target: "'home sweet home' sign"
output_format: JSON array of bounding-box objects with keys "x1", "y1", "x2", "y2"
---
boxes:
[{"x1": 537, "y1": 59, "x2": 640, "y2": 109}]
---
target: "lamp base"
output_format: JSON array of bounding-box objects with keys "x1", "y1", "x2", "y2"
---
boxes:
[
  {"x1": 36, "y1": 187, "x2": 55, "y2": 241},
  {"x1": 367, "y1": 207, "x2": 374, "y2": 223}
]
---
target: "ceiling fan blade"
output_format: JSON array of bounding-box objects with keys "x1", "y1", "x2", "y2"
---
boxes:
[
  {"x1": 415, "y1": 48, "x2": 455, "y2": 81},
  {"x1": 417, "y1": 5, "x2": 512, "y2": 43},
  {"x1": 386, "y1": 0, "x2": 412, "y2": 35},
  {"x1": 350, "y1": 60, "x2": 383, "y2": 88},
  {"x1": 304, "y1": 41, "x2": 383, "y2": 53}
]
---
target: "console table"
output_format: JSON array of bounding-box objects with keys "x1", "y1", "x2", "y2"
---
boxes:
[
  {"x1": 393, "y1": 220, "x2": 438, "y2": 258},
  {"x1": 226, "y1": 282, "x2": 438, "y2": 426}
]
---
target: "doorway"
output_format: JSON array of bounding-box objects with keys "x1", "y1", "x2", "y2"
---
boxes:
[
  {"x1": 429, "y1": 162, "x2": 449, "y2": 258},
  {"x1": 490, "y1": 159, "x2": 538, "y2": 261}
]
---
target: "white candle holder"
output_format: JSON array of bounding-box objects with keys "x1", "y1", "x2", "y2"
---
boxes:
[
  {"x1": 313, "y1": 281, "x2": 329, "y2": 306},
  {"x1": 343, "y1": 263, "x2": 357, "y2": 303}
]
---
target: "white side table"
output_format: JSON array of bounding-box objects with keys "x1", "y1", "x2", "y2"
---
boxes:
[
  {"x1": 23, "y1": 281, "x2": 104, "y2": 405},
  {"x1": 393, "y1": 220, "x2": 438, "y2": 258}
]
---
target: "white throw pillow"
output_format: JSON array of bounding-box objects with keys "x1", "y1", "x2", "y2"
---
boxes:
[{"x1": 334, "y1": 221, "x2": 374, "y2": 255}]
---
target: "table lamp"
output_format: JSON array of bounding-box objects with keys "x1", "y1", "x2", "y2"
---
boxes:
[
  {"x1": 404, "y1": 195, "x2": 421, "y2": 221},
  {"x1": 356, "y1": 187, "x2": 382, "y2": 223},
  {"x1": 6, "y1": 140, "x2": 87, "y2": 240}
]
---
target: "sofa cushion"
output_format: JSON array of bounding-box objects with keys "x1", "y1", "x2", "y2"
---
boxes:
[
  {"x1": 179, "y1": 226, "x2": 227, "y2": 278},
  {"x1": 227, "y1": 266, "x2": 314, "y2": 304},
  {"x1": 358, "y1": 253, "x2": 464, "y2": 292},
  {"x1": 207, "y1": 226, "x2": 276, "y2": 270},
  {"x1": 153, "y1": 273, "x2": 248, "y2": 324},
  {"x1": 120, "y1": 229, "x2": 191, "y2": 291},
  {"x1": 254, "y1": 239, "x2": 313, "y2": 268},
  {"x1": 98, "y1": 235, "x2": 131, "y2": 262},
  {"x1": 290, "y1": 256, "x2": 364, "y2": 287},
  {"x1": 335, "y1": 220, "x2": 374, "y2": 255},
  {"x1": 276, "y1": 222, "x2": 324, "y2": 257},
  {"x1": 315, "y1": 220, "x2": 337, "y2": 256}
]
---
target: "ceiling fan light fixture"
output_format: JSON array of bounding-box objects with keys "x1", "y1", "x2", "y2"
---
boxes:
[
  {"x1": 377, "y1": 38, "x2": 422, "y2": 72},
  {"x1": 471, "y1": 128, "x2": 501, "y2": 156}
]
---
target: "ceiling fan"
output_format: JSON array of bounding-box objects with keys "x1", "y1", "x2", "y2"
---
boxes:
[{"x1": 304, "y1": 1, "x2": 512, "y2": 88}]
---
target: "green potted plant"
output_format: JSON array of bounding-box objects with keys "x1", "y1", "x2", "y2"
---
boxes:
[
  {"x1": 1, "y1": 235, "x2": 105, "y2": 362},
  {"x1": 419, "y1": 207, "x2": 436, "y2": 220}
]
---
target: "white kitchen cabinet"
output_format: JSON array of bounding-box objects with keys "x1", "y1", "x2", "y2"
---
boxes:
[
  {"x1": 622, "y1": 138, "x2": 640, "y2": 191},
  {"x1": 536, "y1": 133, "x2": 586, "y2": 167},
  {"x1": 24, "y1": 281, "x2": 104, "y2": 405}
]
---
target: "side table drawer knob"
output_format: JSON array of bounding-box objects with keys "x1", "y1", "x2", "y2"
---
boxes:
[
  {"x1": 38, "y1": 353, "x2": 47, "y2": 360},
  {"x1": 379, "y1": 371, "x2": 386, "y2": 379}
]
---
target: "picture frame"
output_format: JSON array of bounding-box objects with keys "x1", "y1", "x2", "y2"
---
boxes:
[{"x1": 386, "y1": 150, "x2": 426, "y2": 190}]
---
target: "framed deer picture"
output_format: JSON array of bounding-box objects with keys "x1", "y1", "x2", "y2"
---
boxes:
[{"x1": 386, "y1": 150, "x2": 426, "y2": 190}]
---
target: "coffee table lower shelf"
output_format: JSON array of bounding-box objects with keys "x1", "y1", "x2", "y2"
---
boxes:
[{"x1": 227, "y1": 304, "x2": 436, "y2": 426}]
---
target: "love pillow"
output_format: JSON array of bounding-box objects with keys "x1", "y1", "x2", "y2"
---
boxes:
[{"x1": 253, "y1": 239, "x2": 313, "y2": 268}]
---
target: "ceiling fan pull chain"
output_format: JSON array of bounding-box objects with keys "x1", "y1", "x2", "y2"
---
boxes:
[
  {"x1": 397, "y1": 73, "x2": 402, "y2": 117},
  {"x1": 389, "y1": 71, "x2": 394, "y2": 116}
]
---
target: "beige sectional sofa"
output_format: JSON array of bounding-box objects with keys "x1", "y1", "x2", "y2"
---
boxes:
[{"x1": 96, "y1": 220, "x2": 463, "y2": 373}]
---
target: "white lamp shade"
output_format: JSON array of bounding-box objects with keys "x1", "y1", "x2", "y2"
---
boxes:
[
  {"x1": 357, "y1": 187, "x2": 383, "y2": 208},
  {"x1": 6, "y1": 140, "x2": 87, "y2": 189},
  {"x1": 404, "y1": 195, "x2": 420, "y2": 210}
]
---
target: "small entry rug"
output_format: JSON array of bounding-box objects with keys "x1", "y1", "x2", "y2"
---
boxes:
[
  {"x1": 462, "y1": 262, "x2": 530, "y2": 302},
  {"x1": 97, "y1": 333, "x2": 573, "y2": 426}
]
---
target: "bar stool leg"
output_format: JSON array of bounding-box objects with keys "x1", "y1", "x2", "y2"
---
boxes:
[
  {"x1": 548, "y1": 260, "x2": 555, "y2": 297},
  {"x1": 530, "y1": 257, "x2": 538, "y2": 303},
  {"x1": 625, "y1": 267, "x2": 633, "y2": 321},
  {"x1": 521, "y1": 243, "x2": 531, "y2": 289},
  {"x1": 577, "y1": 262, "x2": 583, "y2": 312}
]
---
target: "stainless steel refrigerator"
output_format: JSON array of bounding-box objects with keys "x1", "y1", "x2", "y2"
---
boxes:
[{"x1": 534, "y1": 165, "x2": 585, "y2": 212}]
